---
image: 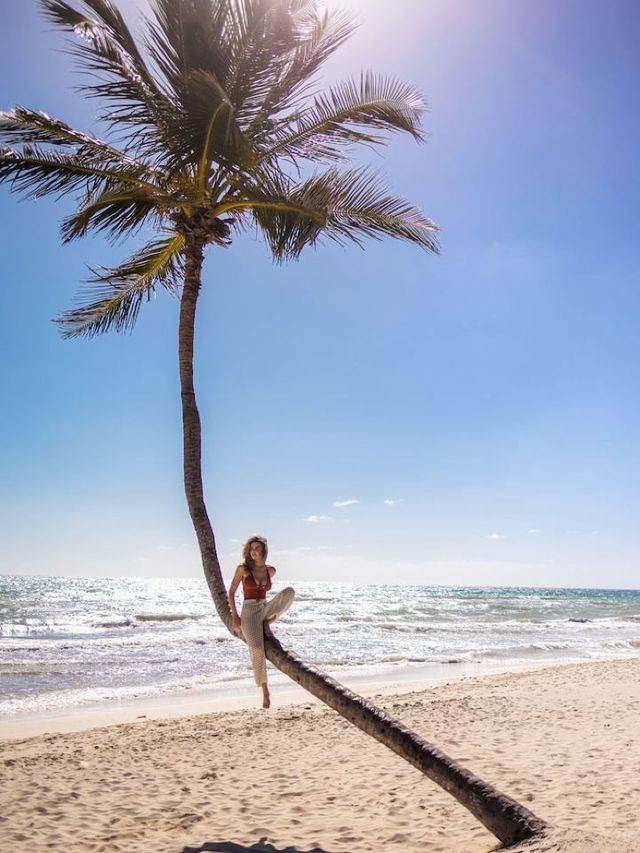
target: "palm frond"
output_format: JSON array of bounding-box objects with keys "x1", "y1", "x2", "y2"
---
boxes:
[
  {"x1": 280, "y1": 5, "x2": 357, "y2": 96},
  {"x1": 146, "y1": 0, "x2": 232, "y2": 88},
  {"x1": 232, "y1": 167, "x2": 439, "y2": 259},
  {"x1": 39, "y1": 0, "x2": 177, "y2": 158},
  {"x1": 41, "y1": 0, "x2": 160, "y2": 96},
  {"x1": 262, "y1": 71, "x2": 426, "y2": 163},
  {"x1": 246, "y1": 7, "x2": 357, "y2": 138},
  {"x1": 170, "y1": 69, "x2": 252, "y2": 173},
  {"x1": 0, "y1": 143, "x2": 164, "y2": 200},
  {"x1": 240, "y1": 168, "x2": 331, "y2": 257},
  {"x1": 222, "y1": 0, "x2": 313, "y2": 126},
  {"x1": 44, "y1": 0, "x2": 151, "y2": 73},
  {"x1": 144, "y1": 2, "x2": 252, "y2": 172},
  {"x1": 159, "y1": 2, "x2": 355, "y2": 172},
  {"x1": 55, "y1": 232, "x2": 185, "y2": 337},
  {"x1": 322, "y1": 168, "x2": 439, "y2": 251},
  {"x1": 0, "y1": 107, "x2": 161, "y2": 179},
  {"x1": 60, "y1": 185, "x2": 171, "y2": 242}
]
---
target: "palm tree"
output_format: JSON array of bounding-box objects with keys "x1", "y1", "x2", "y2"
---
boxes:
[{"x1": 0, "y1": 0, "x2": 547, "y2": 846}]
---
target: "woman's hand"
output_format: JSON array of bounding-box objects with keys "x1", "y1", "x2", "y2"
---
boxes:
[{"x1": 231, "y1": 614, "x2": 241, "y2": 634}]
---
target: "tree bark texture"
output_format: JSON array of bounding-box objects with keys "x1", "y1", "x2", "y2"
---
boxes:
[
  {"x1": 177, "y1": 245, "x2": 548, "y2": 848},
  {"x1": 178, "y1": 237, "x2": 232, "y2": 630}
]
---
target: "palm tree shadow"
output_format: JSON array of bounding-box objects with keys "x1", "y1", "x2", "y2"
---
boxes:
[{"x1": 182, "y1": 840, "x2": 338, "y2": 853}]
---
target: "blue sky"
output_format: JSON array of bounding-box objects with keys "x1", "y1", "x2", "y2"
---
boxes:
[{"x1": 1, "y1": 0, "x2": 639, "y2": 587}]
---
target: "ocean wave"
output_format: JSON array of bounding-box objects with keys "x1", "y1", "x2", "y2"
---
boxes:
[
  {"x1": 1, "y1": 639, "x2": 79, "y2": 653},
  {"x1": 306, "y1": 653, "x2": 468, "y2": 669},
  {"x1": 471, "y1": 640, "x2": 576, "y2": 659},
  {"x1": 306, "y1": 656, "x2": 365, "y2": 667},
  {"x1": 0, "y1": 634, "x2": 231, "y2": 655},
  {"x1": 94, "y1": 619, "x2": 136, "y2": 629},
  {"x1": 367, "y1": 620, "x2": 547, "y2": 636},
  {"x1": 603, "y1": 639, "x2": 640, "y2": 650},
  {"x1": 0, "y1": 643, "x2": 45, "y2": 652},
  {"x1": 378, "y1": 654, "x2": 467, "y2": 665},
  {"x1": 295, "y1": 596, "x2": 335, "y2": 602},
  {"x1": 303, "y1": 655, "x2": 403, "y2": 668},
  {"x1": 134, "y1": 613, "x2": 203, "y2": 623}
]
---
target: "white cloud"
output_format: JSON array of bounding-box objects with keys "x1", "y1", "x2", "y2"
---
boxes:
[
  {"x1": 333, "y1": 499, "x2": 359, "y2": 508},
  {"x1": 303, "y1": 515, "x2": 331, "y2": 523},
  {"x1": 229, "y1": 538, "x2": 240, "y2": 543},
  {"x1": 488, "y1": 533, "x2": 506, "y2": 540},
  {"x1": 528, "y1": 529, "x2": 540, "y2": 535},
  {"x1": 318, "y1": 545, "x2": 332, "y2": 551},
  {"x1": 384, "y1": 498, "x2": 404, "y2": 507}
]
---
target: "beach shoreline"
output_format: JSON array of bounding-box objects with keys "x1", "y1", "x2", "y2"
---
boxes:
[
  {"x1": 2, "y1": 657, "x2": 640, "y2": 852},
  {"x1": 5, "y1": 576, "x2": 640, "y2": 730},
  {"x1": 1, "y1": 656, "x2": 578, "y2": 741}
]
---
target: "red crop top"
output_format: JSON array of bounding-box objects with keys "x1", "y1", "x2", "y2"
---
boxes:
[{"x1": 242, "y1": 568, "x2": 272, "y2": 601}]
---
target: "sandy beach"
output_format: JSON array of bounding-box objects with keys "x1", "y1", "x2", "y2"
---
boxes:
[{"x1": 1, "y1": 658, "x2": 639, "y2": 852}]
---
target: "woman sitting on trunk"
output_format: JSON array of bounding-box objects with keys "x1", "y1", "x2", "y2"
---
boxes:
[{"x1": 228, "y1": 535, "x2": 295, "y2": 708}]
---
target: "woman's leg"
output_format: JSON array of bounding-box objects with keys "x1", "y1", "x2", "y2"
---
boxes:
[
  {"x1": 262, "y1": 587, "x2": 295, "y2": 636},
  {"x1": 240, "y1": 602, "x2": 267, "y2": 690},
  {"x1": 260, "y1": 589, "x2": 294, "y2": 706}
]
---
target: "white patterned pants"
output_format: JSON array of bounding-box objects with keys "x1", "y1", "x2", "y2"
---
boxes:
[{"x1": 241, "y1": 587, "x2": 295, "y2": 685}]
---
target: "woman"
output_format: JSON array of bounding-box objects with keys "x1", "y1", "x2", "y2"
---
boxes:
[{"x1": 228, "y1": 535, "x2": 295, "y2": 708}]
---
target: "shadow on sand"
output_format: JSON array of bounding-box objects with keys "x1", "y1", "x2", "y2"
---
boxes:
[{"x1": 182, "y1": 840, "x2": 338, "y2": 853}]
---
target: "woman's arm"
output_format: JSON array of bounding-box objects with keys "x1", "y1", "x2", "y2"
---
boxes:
[
  {"x1": 228, "y1": 567, "x2": 244, "y2": 633},
  {"x1": 267, "y1": 565, "x2": 276, "y2": 578}
]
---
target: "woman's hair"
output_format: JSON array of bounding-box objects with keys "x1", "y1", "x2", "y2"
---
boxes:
[{"x1": 241, "y1": 535, "x2": 268, "y2": 574}]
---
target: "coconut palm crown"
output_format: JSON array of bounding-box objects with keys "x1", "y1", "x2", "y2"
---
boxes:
[{"x1": 0, "y1": 0, "x2": 439, "y2": 338}]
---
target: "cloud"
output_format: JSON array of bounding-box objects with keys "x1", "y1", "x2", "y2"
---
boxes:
[
  {"x1": 487, "y1": 533, "x2": 506, "y2": 540},
  {"x1": 384, "y1": 499, "x2": 404, "y2": 507},
  {"x1": 528, "y1": 529, "x2": 540, "y2": 535},
  {"x1": 333, "y1": 499, "x2": 359, "y2": 508},
  {"x1": 303, "y1": 515, "x2": 331, "y2": 523}
]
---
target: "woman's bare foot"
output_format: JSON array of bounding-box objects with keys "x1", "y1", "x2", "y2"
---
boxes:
[{"x1": 262, "y1": 685, "x2": 271, "y2": 709}]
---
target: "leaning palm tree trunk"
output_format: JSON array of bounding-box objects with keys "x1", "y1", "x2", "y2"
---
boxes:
[
  {"x1": 265, "y1": 642, "x2": 546, "y2": 848},
  {"x1": 178, "y1": 254, "x2": 547, "y2": 849},
  {"x1": 179, "y1": 237, "x2": 231, "y2": 622}
]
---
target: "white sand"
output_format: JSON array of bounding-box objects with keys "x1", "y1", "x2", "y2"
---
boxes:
[{"x1": 2, "y1": 659, "x2": 640, "y2": 852}]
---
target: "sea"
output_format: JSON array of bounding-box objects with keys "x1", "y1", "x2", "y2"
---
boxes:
[{"x1": 1, "y1": 575, "x2": 640, "y2": 719}]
